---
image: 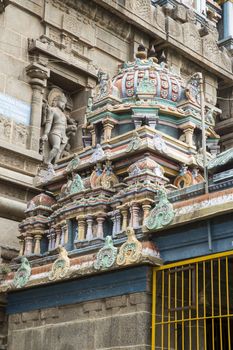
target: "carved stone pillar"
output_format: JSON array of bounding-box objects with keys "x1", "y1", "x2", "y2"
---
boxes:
[
  {"x1": 130, "y1": 203, "x2": 140, "y2": 229},
  {"x1": 183, "y1": 127, "x2": 195, "y2": 147},
  {"x1": 34, "y1": 234, "x2": 42, "y2": 254},
  {"x1": 51, "y1": 231, "x2": 56, "y2": 249},
  {"x1": 121, "y1": 208, "x2": 128, "y2": 232},
  {"x1": 47, "y1": 231, "x2": 52, "y2": 251},
  {"x1": 142, "y1": 202, "x2": 152, "y2": 224},
  {"x1": 55, "y1": 227, "x2": 61, "y2": 247},
  {"x1": 88, "y1": 125, "x2": 96, "y2": 147},
  {"x1": 77, "y1": 216, "x2": 86, "y2": 241},
  {"x1": 18, "y1": 239, "x2": 24, "y2": 256},
  {"x1": 24, "y1": 235, "x2": 33, "y2": 255},
  {"x1": 115, "y1": 210, "x2": 121, "y2": 234},
  {"x1": 86, "y1": 216, "x2": 94, "y2": 240},
  {"x1": 96, "y1": 216, "x2": 105, "y2": 239},
  {"x1": 111, "y1": 212, "x2": 117, "y2": 236},
  {"x1": 102, "y1": 118, "x2": 116, "y2": 141},
  {"x1": 26, "y1": 63, "x2": 50, "y2": 152}
]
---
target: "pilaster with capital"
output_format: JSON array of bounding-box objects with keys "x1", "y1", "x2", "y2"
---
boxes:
[
  {"x1": 96, "y1": 216, "x2": 105, "y2": 239},
  {"x1": 76, "y1": 216, "x2": 86, "y2": 241},
  {"x1": 26, "y1": 62, "x2": 50, "y2": 152},
  {"x1": 34, "y1": 234, "x2": 42, "y2": 255},
  {"x1": 24, "y1": 235, "x2": 33, "y2": 255},
  {"x1": 86, "y1": 216, "x2": 94, "y2": 240},
  {"x1": 102, "y1": 117, "x2": 116, "y2": 141}
]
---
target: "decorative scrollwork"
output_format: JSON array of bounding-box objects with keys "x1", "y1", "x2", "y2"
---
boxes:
[
  {"x1": 116, "y1": 227, "x2": 142, "y2": 265},
  {"x1": 94, "y1": 236, "x2": 117, "y2": 270}
]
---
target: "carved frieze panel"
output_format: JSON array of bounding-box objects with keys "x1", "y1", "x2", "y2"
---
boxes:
[
  {"x1": 0, "y1": 115, "x2": 29, "y2": 149},
  {"x1": 62, "y1": 14, "x2": 96, "y2": 47},
  {"x1": 126, "y1": 0, "x2": 152, "y2": 22},
  {"x1": 202, "y1": 35, "x2": 220, "y2": 65}
]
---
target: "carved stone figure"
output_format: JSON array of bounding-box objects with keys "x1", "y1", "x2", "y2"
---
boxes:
[
  {"x1": 13, "y1": 257, "x2": 31, "y2": 289},
  {"x1": 144, "y1": 188, "x2": 174, "y2": 230},
  {"x1": 41, "y1": 93, "x2": 77, "y2": 164},
  {"x1": 94, "y1": 236, "x2": 117, "y2": 270},
  {"x1": 49, "y1": 246, "x2": 70, "y2": 281}
]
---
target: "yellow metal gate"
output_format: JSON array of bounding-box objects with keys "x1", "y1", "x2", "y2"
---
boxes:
[{"x1": 151, "y1": 251, "x2": 233, "y2": 350}]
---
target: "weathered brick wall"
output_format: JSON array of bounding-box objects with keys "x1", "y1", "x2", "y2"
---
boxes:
[{"x1": 7, "y1": 292, "x2": 151, "y2": 350}]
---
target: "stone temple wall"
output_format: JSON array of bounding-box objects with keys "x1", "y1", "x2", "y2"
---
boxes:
[{"x1": 7, "y1": 292, "x2": 151, "y2": 350}]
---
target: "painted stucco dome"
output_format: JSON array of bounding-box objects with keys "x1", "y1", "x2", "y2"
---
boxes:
[
  {"x1": 26, "y1": 193, "x2": 55, "y2": 213},
  {"x1": 112, "y1": 57, "x2": 186, "y2": 103}
]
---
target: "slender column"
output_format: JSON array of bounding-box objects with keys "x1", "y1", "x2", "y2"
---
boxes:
[
  {"x1": 111, "y1": 212, "x2": 117, "y2": 236},
  {"x1": 102, "y1": 118, "x2": 115, "y2": 141},
  {"x1": 55, "y1": 227, "x2": 61, "y2": 247},
  {"x1": 24, "y1": 235, "x2": 33, "y2": 255},
  {"x1": 51, "y1": 231, "x2": 56, "y2": 249},
  {"x1": 86, "y1": 216, "x2": 94, "y2": 240},
  {"x1": 34, "y1": 234, "x2": 42, "y2": 254},
  {"x1": 183, "y1": 127, "x2": 195, "y2": 147},
  {"x1": 89, "y1": 125, "x2": 96, "y2": 147},
  {"x1": 130, "y1": 203, "x2": 140, "y2": 229},
  {"x1": 96, "y1": 216, "x2": 105, "y2": 239},
  {"x1": 77, "y1": 217, "x2": 86, "y2": 241},
  {"x1": 142, "y1": 202, "x2": 152, "y2": 221},
  {"x1": 26, "y1": 63, "x2": 50, "y2": 152},
  {"x1": 223, "y1": 2, "x2": 233, "y2": 39},
  {"x1": 115, "y1": 211, "x2": 121, "y2": 234},
  {"x1": 121, "y1": 208, "x2": 128, "y2": 232},
  {"x1": 18, "y1": 239, "x2": 24, "y2": 256},
  {"x1": 47, "y1": 232, "x2": 52, "y2": 251}
]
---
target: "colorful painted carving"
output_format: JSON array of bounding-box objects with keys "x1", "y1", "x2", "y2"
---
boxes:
[
  {"x1": 49, "y1": 246, "x2": 70, "y2": 281},
  {"x1": 144, "y1": 188, "x2": 174, "y2": 230},
  {"x1": 94, "y1": 236, "x2": 117, "y2": 270},
  {"x1": 117, "y1": 227, "x2": 142, "y2": 265},
  {"x1": 13, "y1": 257, "x2": 31, "y2": 289},
  {"x1": 174, "y1": 165, "x2": 204, "y2": 188},
  {"x1": 90, "y1": 161, "x2": 118, "y2": 189}
]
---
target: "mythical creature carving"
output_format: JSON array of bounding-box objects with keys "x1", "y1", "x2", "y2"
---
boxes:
[
  {"x1": 49, "y1": 246, "x2": 70, "y2": 281},
  {"x1": 41, "y1": 90, "x2": 77, "y2": 164},
  {"x1": 66, "y1": 153, "x2": 80, "y2": 173},
  {"x1": 144, "y1": 188, "x2": 174, "y2": 230},
  {"x1": 94, "y1": 236, "x2": 117, "y2": 270},
  {"x1": 116, "y1": 227, "x2": 142, "y2": 265},
  {"x1": 90, "y1": 161, "x2": 118, "y2": 189},
  {"x1": 13, "y1": 257, "x2": 31, "y2": 289}
]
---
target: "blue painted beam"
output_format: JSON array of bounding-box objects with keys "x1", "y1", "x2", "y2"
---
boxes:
[
  {"x1": 153, "y1": 213, "x2": 233, "y2": 263},
  {"x1": 7, "y1": 266, "x2": 150, "y2": 315}
]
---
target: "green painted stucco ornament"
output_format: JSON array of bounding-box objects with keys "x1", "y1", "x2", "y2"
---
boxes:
[
  {"x1": 13, "y1": 257, "x2": 31, "y2": 289},
  {"x1": 70, "y1": 173, "x2": 84, "y2": 194},
  {"x1": 94, "y1": 236, "x2": 117, "y2": 270},
  {"x1": 145, "y1": 188, "x2": 174, "y2": 230}
]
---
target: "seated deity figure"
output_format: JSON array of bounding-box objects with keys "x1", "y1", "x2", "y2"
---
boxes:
[{"x1": 41, "y1": 94, "x2": 70, "y2": 164}]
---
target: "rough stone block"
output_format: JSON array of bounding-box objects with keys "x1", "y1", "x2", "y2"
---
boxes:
[
  {"x1": 22, "y1": 310, "x2": 40, "y2": 322},
  {"x1": 105, "y1": 295, "x2": 127, "y2": 309},
  {"x1": 40, "y1": 307, "x2": 59, "y2": 320},
  {"x1": 83, "y1": 301, "x2": 103, "y2": 313},
  {"x1": 129, "y1": 292, "x2": 150, "y2": 305},
  {"x1": 0, "y1": 74, "x2": 6, "y2": 93}
]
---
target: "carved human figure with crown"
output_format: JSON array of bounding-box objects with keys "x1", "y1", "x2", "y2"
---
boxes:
[{"x1": 41, "y1": 93, "x2": 77, "y2": 164}]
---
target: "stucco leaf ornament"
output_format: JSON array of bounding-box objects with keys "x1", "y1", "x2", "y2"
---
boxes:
[
  {"x1": 145, "y1": 188, "x2": 174, "y2": 230},
  {"x1": 49, "y1": 246, "x2": 70, "y2": 281},
  {"x1": 117, "y1": 227, "x2": 142, "y2": 266},
  {"x1": 69, "y1": 173, "x2": 84, "y2": 194},
  {"x1": 66, "y1": 153, "x2": 80, "y2": 173},
  {"x1": 13, "y1": 257, "x2": 31, "y2": 289},
  {"x1": 126, "y1": 131, "x2": 142, "y2": 152},
  {"x1": 153, "y1": 134, "x2": 167, "y2": 153},
  {"x1": 94, "y1": 236, "x2": 118, "y2": 270}
]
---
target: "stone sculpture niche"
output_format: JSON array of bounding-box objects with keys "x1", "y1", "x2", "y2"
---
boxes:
[{"x1": 40, "y1": 88, "x2": 77, "y2": 165}]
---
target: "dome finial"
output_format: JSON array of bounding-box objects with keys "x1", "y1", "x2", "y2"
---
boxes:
[
  {"x1": 147, "y1": 46, "x2": 158, "y2": 63},
  {"x1": 136, "y1": 43, "x2": 147, "y2": 59}
]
